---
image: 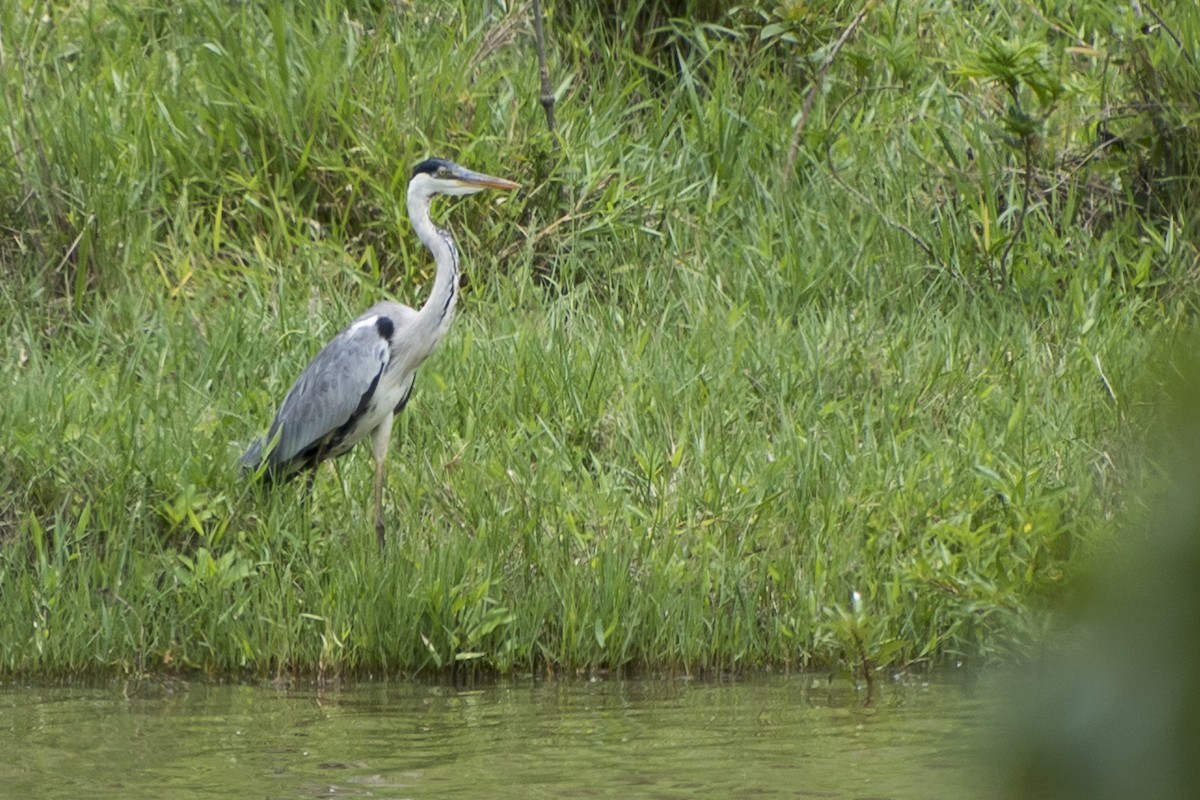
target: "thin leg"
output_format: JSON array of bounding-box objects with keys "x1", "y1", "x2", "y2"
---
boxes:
[{"x1": 370, "y1": 415, "x2": 394, "y2": 550}]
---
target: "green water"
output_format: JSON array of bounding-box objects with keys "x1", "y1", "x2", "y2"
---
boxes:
[{"x1": 0, "y1": 675, "x2": 987, "y2": 799}]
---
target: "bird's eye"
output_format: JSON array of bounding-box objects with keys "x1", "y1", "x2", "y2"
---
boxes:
[{"x1": 436, "y1": 167, "x2": 450, "y2": 178}]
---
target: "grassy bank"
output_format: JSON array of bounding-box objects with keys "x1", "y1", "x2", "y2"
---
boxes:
[{"x1": 1, "y1": 0, "x2": 1196, "y2": 678}]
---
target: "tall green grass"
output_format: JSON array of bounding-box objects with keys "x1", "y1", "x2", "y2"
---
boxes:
[{"x1": 0, "y1": 0, "x2": 1195, "y2": 678}]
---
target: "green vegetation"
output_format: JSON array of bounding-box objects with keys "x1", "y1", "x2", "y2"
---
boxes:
[{"x1": 0, "y1": 0, "x2": 1196, "y2": 679}]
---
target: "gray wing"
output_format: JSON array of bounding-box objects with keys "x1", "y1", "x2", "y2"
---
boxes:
[{"x1": 243, "y1": 304, "x2": 409, "y2": 476}]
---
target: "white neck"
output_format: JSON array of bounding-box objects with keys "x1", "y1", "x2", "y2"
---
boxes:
[{"x1": 406, "y1": 189, "x2": 460, "y2": 355}]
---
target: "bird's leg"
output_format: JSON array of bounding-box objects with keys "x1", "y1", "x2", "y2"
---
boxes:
[
  {"x1": 372, "y1": 459, "x2": 386, "y2": 550},
  {"x1": 370, "y1": 415, "x2": 395, "y2": 551}
]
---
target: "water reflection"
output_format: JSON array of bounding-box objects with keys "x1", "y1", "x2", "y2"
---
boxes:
[{"x1": 0, "y1": 675, "x2": 985, "y2": 799}]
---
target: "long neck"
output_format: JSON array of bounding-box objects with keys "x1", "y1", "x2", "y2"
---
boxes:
[{"x1": 407, "y1": 190, "x2": 460, "y2": 352}]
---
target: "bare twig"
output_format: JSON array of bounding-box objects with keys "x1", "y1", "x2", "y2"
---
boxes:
[
  {"x1": 1132, "y1": 1, "x2": 1193, "y2": 64},
  {"x1": 995, "y1": 135, "x2": 1035, "y2": 288},
  {"x1": 782, "y1": 0, "x2": 876, "y2": 185},
  {"x1": 531, "y1": 0, "x2": 557, "y2": 135},
  {"x1": 822, "y1": 141, "x2": 965, "y2": 284}
]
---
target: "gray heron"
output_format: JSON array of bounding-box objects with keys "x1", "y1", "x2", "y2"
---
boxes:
[{"x1": 242, "y1": 157, "x2": 520, "y2": 548}]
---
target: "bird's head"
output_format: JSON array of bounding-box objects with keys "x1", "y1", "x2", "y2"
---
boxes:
[{"x1": 408, "y1": 158, "x2": 520, "y2": 199}]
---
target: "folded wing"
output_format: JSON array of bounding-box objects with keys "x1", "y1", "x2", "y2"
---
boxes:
[{"x1": 242, "y1": 314, "x2": 394, "y2": 478}]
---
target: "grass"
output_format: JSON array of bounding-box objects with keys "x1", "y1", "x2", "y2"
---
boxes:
[{"x1": 0, "y1": 0, "x2": 1196, "y2": 679}]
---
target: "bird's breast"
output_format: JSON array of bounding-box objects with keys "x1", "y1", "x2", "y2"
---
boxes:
[{"x1": 329, "y1": 364, "x2": 412, "y2": 456}]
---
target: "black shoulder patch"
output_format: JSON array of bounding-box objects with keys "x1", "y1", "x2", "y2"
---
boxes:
[
  {"x1": 412, "y1": 157, "x2": 452, "y2": 178},
  {"x1": 375, "y1": 316, "x2": 395, "y2": 341}
]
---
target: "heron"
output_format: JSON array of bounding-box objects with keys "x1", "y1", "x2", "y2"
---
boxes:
[{"x1": 241, "y1": 157, "x2": 520, "y2": 548}]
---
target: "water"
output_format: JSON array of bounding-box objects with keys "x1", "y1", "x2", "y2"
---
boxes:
[{"x1": 0, "y1": 675, "x2": 988, "y2": 799}]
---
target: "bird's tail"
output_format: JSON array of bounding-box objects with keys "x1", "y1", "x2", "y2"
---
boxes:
[
  {"x1": 240, "y1": 434, "x2": 302, "y2": 483},
  {"x1": 240, "y1": 437, "x2": 267, "y2": 478}
]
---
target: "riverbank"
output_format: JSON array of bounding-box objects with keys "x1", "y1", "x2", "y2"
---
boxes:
[{"x1": 1, "y1": 1, "x2": 1193, "y2": 678}]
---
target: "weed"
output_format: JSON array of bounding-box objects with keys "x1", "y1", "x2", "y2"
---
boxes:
[{"x1": 0, "y1": 0, "x2": 1194, "y2": 678}]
